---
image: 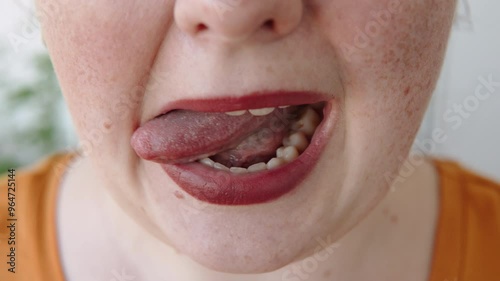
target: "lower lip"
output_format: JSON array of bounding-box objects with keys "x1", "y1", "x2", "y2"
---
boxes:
[{"x1": 162, "y1": 101, "x2": 337, "y2": 206}]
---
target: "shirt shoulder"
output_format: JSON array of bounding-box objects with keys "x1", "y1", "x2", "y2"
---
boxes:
[
  {"x1": 0, "y1": 153, "x2": 75, "y2": 281},
  {"x1": 428, "y1": 159, "x2": 500, "y2": 281}
]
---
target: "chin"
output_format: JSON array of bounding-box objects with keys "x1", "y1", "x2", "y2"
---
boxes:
[{"x1": 178, "y1": 236, "x2": 304, "y2": 273}]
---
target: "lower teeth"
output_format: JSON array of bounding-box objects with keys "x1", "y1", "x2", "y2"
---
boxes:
[{"x1": 198, "y1": 104, "x2": 322, "y2": 174}]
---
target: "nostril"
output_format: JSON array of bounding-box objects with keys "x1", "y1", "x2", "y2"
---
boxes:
[
  {"x1": 262, "y1": 19, "x2": 275, "y2": 30},
  {"x1": 196, "y1": 23, "x2": 208, "y2": 33}
]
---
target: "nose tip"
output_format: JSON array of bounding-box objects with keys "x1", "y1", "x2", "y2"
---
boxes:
[{"x1": 174, "y1": 0, "x2": 303, "y2": 43}]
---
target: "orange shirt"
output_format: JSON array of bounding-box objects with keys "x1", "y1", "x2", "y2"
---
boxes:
[{"x1": 0, "y1": 153, "x2": 499, "y2": 281}]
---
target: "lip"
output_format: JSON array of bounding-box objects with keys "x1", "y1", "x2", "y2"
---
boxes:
[
  {"x1": 147, "y1": 91, "x2": 330, "y2": 123},
  {"x1": 157, "y1": 93, "x2": 338, "y2": 206}
]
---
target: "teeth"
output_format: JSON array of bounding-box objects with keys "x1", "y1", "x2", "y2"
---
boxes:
[
  {"x1": 292, "y1": 107, "x2": 321, "y2": 137},
  {"x1": 226, "y1": 105, "x2": 294, "y2": 117},
  {"x1": 248, "y1": 162, "x2": 267, "y2": 172},
  {"x1": 249, "y1": 107, "x2": 275, "y2": 116},
  {"x1": 225, "y1": 110, "x2": 247, "y2": 116},
  {"x1": 281, "y1": 146, "x2": 299, "y2": 162},
  {"x1": 200, "y1": 158, "x2": 215, "y2": 167},
  {"x1": 267, "y1": 157, "x2": 286, "y2": 169},
  {"x1": 283, "y1": 132, "x2": 308, "y2": 153},
  {"x1": 214, "y1": 162, "x2": 230, "y2": 171},
  {"x1": 230, "y1": 167, "x2": 248, "y2": 174},
  {"x1": 276, "y1": 147, "x2": 286, "y2": 158}
]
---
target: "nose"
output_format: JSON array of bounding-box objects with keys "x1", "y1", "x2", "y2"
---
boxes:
[{"x1": 174, "y1": 0, "x2": 304, "y2": 43}]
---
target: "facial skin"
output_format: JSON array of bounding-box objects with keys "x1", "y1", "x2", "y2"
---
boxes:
[{"x1": 37, "y1": 0, "x2": 456, "y2": 276}]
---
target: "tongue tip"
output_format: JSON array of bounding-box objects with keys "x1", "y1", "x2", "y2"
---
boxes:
[
  {"x1": 131, "y1": 131, "x2": 209, "y2": 163},
  {"x1": 131, "y1": 131, "x2": 156, "y2": 160}
]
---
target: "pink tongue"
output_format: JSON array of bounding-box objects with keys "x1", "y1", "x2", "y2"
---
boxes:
[{"x1": 131, "y1": 109, "x2": 294, "y2": 164}]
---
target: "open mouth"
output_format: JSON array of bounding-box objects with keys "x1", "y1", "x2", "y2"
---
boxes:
[
  {"x1": 131, "y1": 92, "x2": 337, "y2": 205},
  {"x1": 196, "y1": 103, "x2": 324, "y2": 173}
]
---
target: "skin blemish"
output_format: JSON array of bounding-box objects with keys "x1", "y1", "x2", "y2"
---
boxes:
[
  {"x1": 174, "y1": 190, "x2": 185, "y2": 199},
  {"x1": 196, "y1": 23, "x2": 208, "y2": 32},
  {"x1": 405, "y1": 102, "x2": 414, "y2": 118},
  {"x1": 382, "y1": 208, "x2": 399, "y2": 225},
  {"x1": 390, "y1": 215, "x2": 399, "y2": 225},
  {"x1": 104, "y1": 122, "x2": 112, "y2": 129},
  {"x1": 404, "y1": 86, "x2": 410, "y2": 96}
]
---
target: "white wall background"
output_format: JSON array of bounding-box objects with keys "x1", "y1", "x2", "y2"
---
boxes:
[
  {"x1": 0, "y1": 0, "x2": 499, "y2": 180},
  {"x1": 416, "y1": 0, "x2": 500, "y2": 181}
]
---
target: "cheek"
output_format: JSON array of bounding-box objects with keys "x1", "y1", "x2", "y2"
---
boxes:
[
  {"x1": 316, "y1": 0, "x2": 455, "y2": 91},
  {"x1": 315, "y1": 0, "x2": 455, "y2": 185},
  {"x1": 39, "y1": 0, "x2": 173, "y2": 142},
  {"x1": 366, "y1": 2, "x2": 453, "y2": 131},
  {"x1": 321, "y1": 0, "x2": 455, "y2": 136}
]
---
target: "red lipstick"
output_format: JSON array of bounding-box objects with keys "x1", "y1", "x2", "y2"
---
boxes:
[{"x1": 132, "y1": 91, "x2": 338, "y2": 205}]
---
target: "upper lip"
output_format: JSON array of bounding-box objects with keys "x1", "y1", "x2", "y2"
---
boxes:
[{"x1": 146, "y1": 90, "x2": 332, "y2": 123}]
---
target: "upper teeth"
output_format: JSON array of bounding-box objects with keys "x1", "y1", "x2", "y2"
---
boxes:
[
  {"x1": 225, "y1": 110, "x2": 247, "y2": 116},
  {"x1": 248, "y1": 107, "x2": 275, "y2": 116},
  {"x1": 225, "y1": 107, "x2": 279, "y2": 117}
]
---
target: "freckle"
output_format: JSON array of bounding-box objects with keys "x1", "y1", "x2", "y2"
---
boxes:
[
  {"x1": 174, "y1": 190, "x2": 185, "y2": 199},
  {"x1": 404, "y1": 86, "x2": 410, "y2": 96},
  {"x1": 382, "y1": 208, "x2": 389, "y2": 216},
  {"x1": 323, "y1": 270, "x2": 332, "y2": 278},
  {"x1": 390, "y1": 215, "x2": 399, "y2": 224}
]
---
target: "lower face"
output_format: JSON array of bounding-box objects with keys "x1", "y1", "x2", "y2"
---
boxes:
[{"x1": 38, "y1": 0, "x2": 456, "y2": 273}]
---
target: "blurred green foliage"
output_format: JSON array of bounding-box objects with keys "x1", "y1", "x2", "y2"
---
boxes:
[{"x1": 0, "y1": 51, "x2": 67, "y2": 174}]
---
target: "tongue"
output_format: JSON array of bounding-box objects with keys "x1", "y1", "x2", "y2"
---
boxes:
[{"x1": 131, "y1": 108, "x2": 297, "y2": 164}]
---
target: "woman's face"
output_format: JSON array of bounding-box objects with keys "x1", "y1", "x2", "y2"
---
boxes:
[{"x1": 38, "y1": 0, "x2": 456, "y2": 273}]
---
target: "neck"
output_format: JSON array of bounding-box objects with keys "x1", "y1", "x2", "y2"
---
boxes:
[{"x1": 57, "y1": 155, "x2": 439, "y2": 281}]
